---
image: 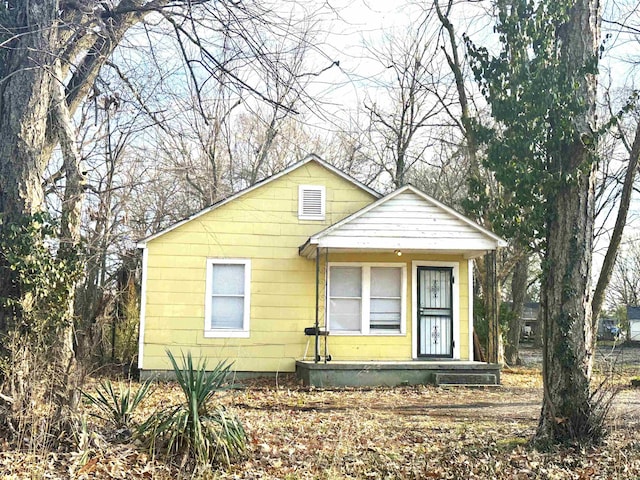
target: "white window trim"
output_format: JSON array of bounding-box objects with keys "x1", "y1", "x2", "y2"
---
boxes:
[
  {"x1": 204, "y1": 258, "x2": 251, "y2": 338},
  {"x1": 327, "y1": 262, "x2": 406, "y2": 336},
  {"x1": 298, "y1": 184, "x2": 326, "y2": 220},
  {"x1": 411, "y1": 261, "x2": 460, "y2": 360},
  {"x1": 468, "y1": 258, "x2": 474, "y2": 361},
  {"x1": 137, "y1": 247, "x2": 149, "y2": 369}
]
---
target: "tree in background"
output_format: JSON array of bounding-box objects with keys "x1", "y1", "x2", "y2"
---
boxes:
[
  {"x1": 606, "y1": 237, "x2": 640, "y2": 310},
  {"x1": 361, "y1": 13, "x2": 446, "y2": 189},
  {"x1": 433, "y1": 0, "x2": 529, "y2": 364}
]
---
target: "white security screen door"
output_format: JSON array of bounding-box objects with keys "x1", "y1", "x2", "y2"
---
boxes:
[{"x1": 417, "y1": 267, "x2": 453, "y2": 357}]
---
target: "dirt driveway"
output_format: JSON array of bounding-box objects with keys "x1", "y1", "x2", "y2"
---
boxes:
[
  {"x1": 457, "y1": 343, "x2": 640, "y2": 424},
  {"x1": 519, "y1": 342, "x2": 640, "y2": 369}
]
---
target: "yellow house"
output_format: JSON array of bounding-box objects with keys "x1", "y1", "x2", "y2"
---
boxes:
[{"x1": 137, "y1": 155, "x2": 506, "y2": 386}]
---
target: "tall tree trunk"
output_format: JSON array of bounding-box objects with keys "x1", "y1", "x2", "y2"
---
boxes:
[
  {"x1": 537, "y1": 163, "x2": 598, "y2": 443},
  {"x1": 505, "y1": 255, "x2": 528, "y2": 366},
  {"x1": 536, "y1": 0, "x2": 601, "y2": 445},
  {"x1": 52, "y1": 58, "x2": 86, "y2": 417},
  {"x1": 0, "y1": 3, "x2": 55, "y2": 339},
  {"x1": 0, "y1": 0, "x2": 61, "y2": 428},
  {"x1": 533, "y1": 299, "x2": 544, "y2": 348},
  {"x1": 0, "y1": 1, "x2": 55, "y2": 218}
]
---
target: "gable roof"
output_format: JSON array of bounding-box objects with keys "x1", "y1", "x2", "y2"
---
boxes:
[
  {"x1": 299, "y1": 184, "x2": 507, "y2": 258},
  {"x1": 137, "y1": 154, "x2": 380, "y2": 247}
]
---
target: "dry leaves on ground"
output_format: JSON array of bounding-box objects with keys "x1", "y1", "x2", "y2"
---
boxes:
[{"x1": 1, "y1": 364, "x2": 640, "y2": 479}]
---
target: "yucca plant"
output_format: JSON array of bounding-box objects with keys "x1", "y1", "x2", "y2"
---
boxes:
[
  {"x1": 139, "y1": 351, "x2": 246, "y2": 468},
  {"x1": 82, "y1": 377, "x2": 153, "y2": 430}
]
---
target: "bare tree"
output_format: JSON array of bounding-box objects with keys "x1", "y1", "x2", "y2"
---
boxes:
[
  {"x1": 606, "y1": 237, "x2": 640, "y2": 309},
  {"x1": 591, "y1": 96, "x2": 640, "y2": 324},
  {"x1": 361, "y1": 13, "x2": 447, "y2": 188},
  {"x1": 431, "y1": 0, "x2": 513, "y2": 364}
]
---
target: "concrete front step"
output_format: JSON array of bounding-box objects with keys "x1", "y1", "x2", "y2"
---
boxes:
[{"x1": 435, "y1": 372, "x2": 498, "y2": 386}]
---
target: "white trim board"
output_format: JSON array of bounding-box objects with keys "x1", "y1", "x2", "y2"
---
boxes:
[
  {"x1": 468, "y1": 258, "x2": 474, "y2": 361},
  {"x1": 326, "y1": 262, "x2": 407, "y2": 336},
  {"x1": 137, "y1": 247, "x2": 149, "y2": 369},
  {"x1": 204, "y1": 258, "x2": 252, "y2": 338}
]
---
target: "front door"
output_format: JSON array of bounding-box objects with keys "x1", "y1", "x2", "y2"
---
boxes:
[{"x1": 417, "y1": 267, "x2": 453, "y2": 357}]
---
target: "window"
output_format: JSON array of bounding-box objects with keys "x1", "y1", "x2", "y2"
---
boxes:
[
  {"x1": 370, "y1": 267, "x2": 402, "y2": 331},
  {"x1": 298, "y1": 185, "x2": 325, "y2": 220},
  {"x1": 328, "y1": 264, "x2": 405, "y2": 334},
  {"x1": 204, "y1": 259, "x2": 250, "y2": 337},
  {"x1": 329, "y1": 267, "x2": 362, "y2": 331}
]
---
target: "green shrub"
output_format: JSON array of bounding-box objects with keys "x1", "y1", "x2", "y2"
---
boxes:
[
  {"x1": 139, "y1": 351, "x2": 246, "y2": 468},
  {"x1": 82, "y1": 377, "x2": 153, "y2": 430}
]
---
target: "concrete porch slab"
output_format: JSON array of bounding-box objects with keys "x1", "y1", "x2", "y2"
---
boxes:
[{"x1": 295, "y1": 360, "x2": 501, "y2": 387}]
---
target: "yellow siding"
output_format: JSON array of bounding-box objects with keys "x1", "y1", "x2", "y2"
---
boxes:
[
  {"x1": 142, "y1": 161, "x2": 473, "y2": 373},
  {"x1": 142, "y1": 161, "x2": 376, "y2": 372}
]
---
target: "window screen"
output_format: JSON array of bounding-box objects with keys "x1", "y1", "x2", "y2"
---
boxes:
[
  {"x1": 370, "y1": 267, "x2": 401, "y2": 330},
  {"x1": 329, "y1": 266, "x2": 362, "y2": 331},
  {"x1": 210, "y1": 263, "x2": 245, "y2": 329}
]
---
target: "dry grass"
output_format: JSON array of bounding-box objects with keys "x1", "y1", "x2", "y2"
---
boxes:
[{"x1": 1, "y1": 349, "x2": 640, "y2": 479}]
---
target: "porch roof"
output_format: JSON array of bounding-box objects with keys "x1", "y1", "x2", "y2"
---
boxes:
[{"x1": 299, "y1": 185, "x2": 507, "y2": 259}]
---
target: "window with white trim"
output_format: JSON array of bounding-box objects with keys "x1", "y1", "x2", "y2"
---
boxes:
[
  {"x1": 298, "y1": 185, "x2": 325, "y2": 220},
  {"x1": 328, "y1": 264, "x2": 405, "y2": 334},
  {"x1": 204, "y1": 259, "x2": 250, "y2": 337}
]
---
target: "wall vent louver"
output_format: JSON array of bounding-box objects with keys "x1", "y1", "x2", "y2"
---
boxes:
[{"x1": 299, "y1": 185, "x2": 325, "y2": 220}]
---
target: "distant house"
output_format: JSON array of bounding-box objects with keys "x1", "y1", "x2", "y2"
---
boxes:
[
  {"x1": 519, "y1": 304, "x2": 621, "y2": 341},
  {"x1": 136, "y1": 155, "x2": 506, "y2": 386},
  {"x1": 627, "y1": 306, "x2": 640, "y2": 342},
  {"x1": 520, "y1": 302, "x2": 540, "y2": 340}
]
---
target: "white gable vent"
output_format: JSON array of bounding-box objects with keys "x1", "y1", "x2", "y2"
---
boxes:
[{"x1": 298, "y1": 185, "x2": 326, "y2": 220}]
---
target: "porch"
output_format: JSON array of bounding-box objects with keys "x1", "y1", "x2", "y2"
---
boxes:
[{"x1": 295, "y1": 360, "x2": 501, "y2": 387}]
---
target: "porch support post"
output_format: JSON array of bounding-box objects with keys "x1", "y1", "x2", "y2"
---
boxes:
[
  {"x1": 314, "y1": 247, "x2": 320, "y2": 363},
  {"x1": 324, "y1": 247, "x2": 328, "y2": 364},
  {"x1": 485, "y1": 250, "x2": 499, "y2": 363}
]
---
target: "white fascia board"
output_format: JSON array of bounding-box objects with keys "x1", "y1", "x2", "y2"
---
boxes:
[
  {"x1": 298, "y1": 239, "x2": 317, "y2": 258},
  {"x1": 137, "y1": 154, "x2": 380, "y2": 247},
  {"x1": 316, "y1": 236, "x2": 501, "y2": 251}
]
